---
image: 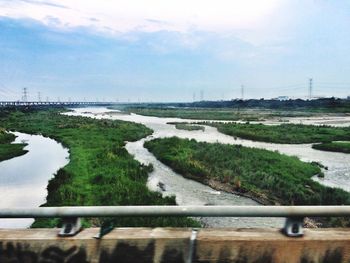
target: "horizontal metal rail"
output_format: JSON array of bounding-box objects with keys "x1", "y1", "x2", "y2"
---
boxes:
[{"x1": 1, "y1": 206, "x2": 350, "y2": 218}]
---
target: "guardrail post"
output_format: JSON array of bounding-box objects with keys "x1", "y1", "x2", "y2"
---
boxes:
[
  {"x1": 58, "y1": 217, "x2": 82, "y2": 237},
  {"x1": 283, "y1": 217, "x2": 304, "y2": 237},
  {"x1": 94, "y1": 222, "x2": 114, "y2": 239}
]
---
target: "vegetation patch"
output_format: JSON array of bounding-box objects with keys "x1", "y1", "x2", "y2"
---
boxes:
[
  {"x1": 205, "y1": 122, "x2": 350, "y2": 144},
  {"x1": 0, "y1": 109, "x2": 198, "y2": 228},
  {"x1": 119, "y1": 97, "x2": 350, "y2": 113},
  {"x1": 312, "y1": 142, "x2": 350, "y2": 154},
  {"x1": 126, "y1": 107, "x2": 265, "y2": 121},
  {"x1": 145, "y1": 137, "x2": 350, "y2": 208},
  {"x1": 0, "y1": 128, "x2": 28, "y2": 161},
  {"x1": 168, "y1": 122, "x2": 205, "y2": 131}
]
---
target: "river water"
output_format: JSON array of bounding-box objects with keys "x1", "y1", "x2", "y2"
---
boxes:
[
  {"x1": 0, "y1": 132, "x2": 69, "y2": 228},
  {"x1": 67, "y1": 107, "x2": 350, "y2": 228}
]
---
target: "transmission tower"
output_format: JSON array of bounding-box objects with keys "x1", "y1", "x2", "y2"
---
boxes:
[
  {"x1": 192, "y1": 92, "x2": 196, "y2": 102},
  {"x1": 241, "y1": 85, "x2": 244, "y2": 100},
  {"x1": 38, "y1": 92, "x2": 41, "y2": 102},
  {"x1": 200, "y1": 90, "x2": 204, "y2": 101},
  {"x1": 309, "y1": 78, "x2": 313, "y2": 99},
  {"x1": 22, "y1": 87, "x2": 28, "y2": 102}
]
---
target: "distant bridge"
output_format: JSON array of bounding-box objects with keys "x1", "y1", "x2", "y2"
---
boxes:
[{"x1": 0, "y1": 101, "x2": 116, "y2": 108}]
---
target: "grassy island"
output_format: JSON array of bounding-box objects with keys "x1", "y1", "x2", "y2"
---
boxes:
[
  {"x1": 168, "y1": 122, "x2": 205, "y2": 131},
  {"x1": 145, "y1": 137, "x2": 350, "y2": 207},
  {"x1": 206, "y1": 123, "x2": 350, "y2": 144},
  {"x1": 0, "y1": 129, "x2": 28, "y2": 162},
  {"x1": 0, "y1": 109, "x2": 198, "y2": 228},
  {"x1": 312, "y1": 142, "x2": 350, "y2": 154}
]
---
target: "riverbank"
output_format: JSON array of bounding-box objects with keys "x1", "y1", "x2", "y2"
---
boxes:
[
  {"x1": 0, "y1": 130, "x2": 27, "y2": 161},
  {"x1": 145, "y1": 137, "x2": 350, "y2": 226},
  {"x1": 0, "y1": 109, "x2": 198, "y2": 228},
  {"x1": 313, "y1": 142, "x2": 350, "y2": 154},
  {"x1": 204, "y1": 122, "x2": 350, "y2": 144}
]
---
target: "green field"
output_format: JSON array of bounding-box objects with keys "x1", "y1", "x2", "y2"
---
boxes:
[
  {"x1": 313, "y1": 142, "x2": 350, "y2": 153},
  {"x1": 206, "y1": 122, "x2": 350, "y2": 144},
  {"x1": 0, "y1": 129, "x2": 27, "y2": 161},
  {"x1": 0, "y1": 109, "x2": 198, "y2": 228},
  {"x1": 145, "y1": 137, "x2": 350, "y2": 207}
]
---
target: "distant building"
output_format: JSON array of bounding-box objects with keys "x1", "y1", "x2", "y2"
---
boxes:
[
  {"x1": 273, "y1": 96, "x2": 289, "y2": 101},
  {"x1": 347, "y1": 96, "x2": 350, "y2": 100}
]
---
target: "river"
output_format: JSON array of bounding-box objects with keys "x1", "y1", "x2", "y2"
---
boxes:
[
  {"x1": 0, "y1": 132, "x2": 69, "y2": 228},
  {"x1": 67, "y1": 107, "x2": 350, "y2": 227},
  {"x1": 2, "y1": 108, "x2": 348, "y2": 228}
]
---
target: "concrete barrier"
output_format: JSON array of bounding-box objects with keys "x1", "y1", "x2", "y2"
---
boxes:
[{"x1": 0, "y1": 228, "x2": 350, "y2": 262}]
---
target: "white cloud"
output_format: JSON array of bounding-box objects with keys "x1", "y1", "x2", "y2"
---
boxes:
[{"x1": 0, "y1": 0, "x2": 284, "y2": 34}]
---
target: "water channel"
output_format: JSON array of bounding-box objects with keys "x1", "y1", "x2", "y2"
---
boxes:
[{"x1": 0, "y1": 132, "x2": 69, "y2": 228}]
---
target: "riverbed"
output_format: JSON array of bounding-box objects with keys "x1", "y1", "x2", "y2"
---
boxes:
[
  {"x1": 67, "y1": 107, "x2": 350, "y2": 227},
  {"x1": 0, "y1": 132, "x2": 69, "y2": 228}
]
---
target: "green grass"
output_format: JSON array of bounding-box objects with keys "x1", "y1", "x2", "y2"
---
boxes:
[
  {"x1": 145, "y1": 137, "x2": 350, "y2": 207},
  {"x1": 0, "y1": 109, "x2": 199, "y2": 228},
  {"x1": 0, "y1": 129, "x2": 28, "y2": 161},
  {"x1": 206, "y1": 122, "x2": 350, "y2": 144},
  {"x1": 0, "y1": 128, "x2": 16, "y2": 144},
  {"x1": 312, "y1": 141, "x2": 350, "y2": 153},
  {"x1": 0, "y1": 143, "x2": 28, "y2": 162},
  {"x1": 168, "y1": 122, "x2": 205, "y2": 131}
]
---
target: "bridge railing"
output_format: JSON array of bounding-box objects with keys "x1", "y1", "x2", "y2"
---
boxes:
[{"x1": 1, "y1": 205, "x2": 350, "y2": 238}]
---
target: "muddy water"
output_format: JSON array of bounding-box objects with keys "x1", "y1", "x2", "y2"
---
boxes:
[{"x1": 0, "y1": 132, "x2": 69, "y2": 228}]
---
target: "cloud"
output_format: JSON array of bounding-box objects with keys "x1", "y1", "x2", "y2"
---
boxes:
[
  {"x1": 0, "y1": 0, "x2": 284, "y2": 35},
  {"x1": 0, "y1": 0, "x2": 68, "y2": 9},
  {"x1": 18, "y1": 0, "x2": 68, "y2": 9}
]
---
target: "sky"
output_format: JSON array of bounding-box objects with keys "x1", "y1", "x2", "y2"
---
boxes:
[{"x1": 0, "y1": 0, "x2": 350, "y2": 102}]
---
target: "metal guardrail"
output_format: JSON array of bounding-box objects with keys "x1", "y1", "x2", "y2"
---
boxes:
[
  {"x1": 1, "y1": 205, "x2": 349, "y2": 238},
  {"x1": 1, "y1": 205, "x2": 350, "y2": 218}
]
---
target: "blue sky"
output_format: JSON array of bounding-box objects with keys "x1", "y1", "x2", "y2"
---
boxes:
[{"x1": 0, "y1": 0, "x2": 350, "y2": 102}]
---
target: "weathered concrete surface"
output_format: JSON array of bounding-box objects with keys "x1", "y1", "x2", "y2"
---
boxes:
[
  {"x1": 0, "y1": 228, "x2": 350, "y2": 262},
  {"x1": 195, "y1": 228, "x2": 350, "y2": 263},
  {"x1": 0, "y1": 228, "x2": 192, "y2": 263}
]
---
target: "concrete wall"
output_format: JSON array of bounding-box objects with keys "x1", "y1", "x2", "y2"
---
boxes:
[{"x1": 0, "y1": 228, "x2": 350, "y2": 263}]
